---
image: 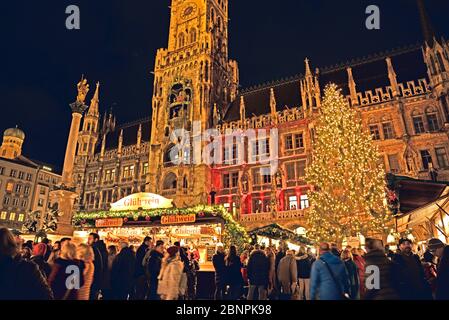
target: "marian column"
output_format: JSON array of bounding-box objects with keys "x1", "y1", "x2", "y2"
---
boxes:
[{"x1": 50, "y1": 77, "x2": 89, "y2": 235}]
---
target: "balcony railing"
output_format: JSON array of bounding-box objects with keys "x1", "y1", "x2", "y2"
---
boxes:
[{"x1": 239, "y1": 209, "x2": 307, "y2": 223}]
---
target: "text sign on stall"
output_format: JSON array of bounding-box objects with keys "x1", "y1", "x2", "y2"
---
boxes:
[
  {"x1": 161, "y1": 214, "x2": 196, "y2": 225},
  {"x1": 110, "y1": 193, "x2": 173, "y2": 211},
  {"x1": 95, "y1": 218, "x2": 123, "y2": 228}
]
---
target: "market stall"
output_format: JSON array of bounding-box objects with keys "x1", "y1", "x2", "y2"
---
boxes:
[{"x1": 72, "y1": 193, "x2": 249, "y2": 272}]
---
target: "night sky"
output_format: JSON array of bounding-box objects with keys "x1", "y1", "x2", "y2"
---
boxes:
[{"x1": 1, "y1": 0, "x2": 449, "y2": 170}]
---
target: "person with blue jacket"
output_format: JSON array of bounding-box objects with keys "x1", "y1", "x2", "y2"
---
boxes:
[{"x1": 310, "y1": 242, "x2": 351, "y2": 300}]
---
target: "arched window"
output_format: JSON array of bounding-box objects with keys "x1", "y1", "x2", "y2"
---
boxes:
[
  {"x1": 183, "y1": 175, "x2": 188, "y2": 189},
  {"x1": 163, "y1": 173, "x2": 177, "y2": 190},
  {"x1": 190, "y1": 28, "x2": 197, "y2": 43},
  {"x1": 425, "y1": 106, "x2": 440, "y2": 132},
  {"x1": 178, "y1": 32, "x2": 185, "y2": 48},
  {"x1": 163, "y1": 143, "x2": 178, "y2": 166},
  {"x1": 437, "y1": 52, "x2": 447, "y2": 72}
]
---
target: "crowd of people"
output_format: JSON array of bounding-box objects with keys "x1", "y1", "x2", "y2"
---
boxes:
[
  {"x1": 1, "y1": 225, "x2": 449, "y2": 301},
  {"x1": 0, "y1": 228, "x2": 200, "y2": 300},
  {"x1": 211, "y1": 238, "x2": 449, "y2": 300}
]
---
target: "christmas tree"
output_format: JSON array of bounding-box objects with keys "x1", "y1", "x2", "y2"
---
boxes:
[{"x1": 305, "y1": 84, "x2": 391, "y2": 242}]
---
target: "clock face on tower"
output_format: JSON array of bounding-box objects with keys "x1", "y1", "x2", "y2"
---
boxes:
[{"x1": 180, "y1": 3, "x2": 197, "y2": 20}]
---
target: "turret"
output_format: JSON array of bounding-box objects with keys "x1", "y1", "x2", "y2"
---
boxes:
[
  {"x1": 78, "y1": 82, "x2": 100, "y2": 157},
  {"x1": 0, "y1": 126, "x2": 25, "y2": 159}
]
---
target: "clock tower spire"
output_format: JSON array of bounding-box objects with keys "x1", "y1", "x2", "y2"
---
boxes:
[{"x1": 147, "y1": 0, "x2": 239, "y2": 206}]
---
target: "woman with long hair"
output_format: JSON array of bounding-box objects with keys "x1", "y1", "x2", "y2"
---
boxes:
[
  {"x1": 48, "y1": 241, "x2": 85, "y2": 300},
  {"x1": 226, "y1": 245, "x2": 244, "y2": 300},
  {"x1": 76, "y1": 244, "x2": 95, "y2": 300},
  {"x1": 157, "y1": 246, "x2": 184, "y2": 300}
]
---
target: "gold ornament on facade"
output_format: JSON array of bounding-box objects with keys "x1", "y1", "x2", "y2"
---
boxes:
[{"x1": 76, "y1": 76, "x2": 90, "y2": 104}]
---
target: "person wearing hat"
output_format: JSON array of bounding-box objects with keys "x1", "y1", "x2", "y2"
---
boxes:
[
  {"x1": 157, "y1": 246, "x2": 184, "y2": 300},
  {"x1": 392, "y1": 238, "x2": 432, "y2": 300},
  {"x1": 428, "y1": 238, "x2": 449, "y2": 300}
]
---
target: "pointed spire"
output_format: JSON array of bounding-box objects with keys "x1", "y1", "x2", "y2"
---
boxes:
[
  {"x1": 239, "y1": 96, "x2": 246, "y2": 123},
  {"x1": 300, "y1": 80, "x2": 307, "y2": 111},
  {"x1": 347, "y1": 67, "x2": 358, "y2": 104},
  {"x1": 386, "y1": 57, "x2": 399, "y2": 97},
  {"x1": 416, "y1": 0, "x2": 435, "y2": 46},
  {"x1": 118, "y1": 129, "x2": 123, "y2": 155},
  {"x1": 304, "y1": 58, "x2": 312, "y2": 77},
  {"x1": 88, "y1": 82, "x2": 100, "y2": 116},
  {"x1": 270, "y1": 88, "x2": 278, "y2": 124},
  {"x1": 137, "y1": 124, "x2": 142, "y2": 148}
]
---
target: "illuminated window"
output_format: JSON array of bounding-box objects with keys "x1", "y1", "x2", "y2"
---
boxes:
[
  {"x1": 18, "y1": 214, "x2": 24, "y2": 222},
  {"x1": 142, "y1": 163, "x2": 149, "y2": 175},
  {"x1": 300, "y1": 195, "x2": 310, "y2": 209},
  {"x1": 288, "y1": 196, "x2": 298, "y2": 210},
  {"x1": 9, "y1": 212, "x2": 16, "y2": 221},
  {"x1": 0, "y1": 211, "x2": 6, "y2": 219},
  {"x1": 369, "y1": 125, "x2": 380, "y2": 140},
  {"x1": 6, "y1": 182, "x2": 14, "y2": 193},
  {"x1": 436, "y1": 147, "x2": 449, "y2": 168}
]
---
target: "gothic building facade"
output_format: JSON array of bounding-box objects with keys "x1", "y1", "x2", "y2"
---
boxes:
[{"x1": 68, "y1": 0, "x2": 449, "y2": 229}]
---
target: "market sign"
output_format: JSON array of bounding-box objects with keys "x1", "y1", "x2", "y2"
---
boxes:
[
  {"x1": 161, "y1": 214, "x2": 196, "y2": 225},
  {"x1": 95, "y1": 218, "x2": 123, "y2": 228},
  {"x1": 110, "y1": 193, "x2": 173, "y2": 212}
]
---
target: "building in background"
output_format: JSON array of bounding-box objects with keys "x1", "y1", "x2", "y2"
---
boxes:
[
  {"x1": 0, "y1": 127, "x2": 61, "y2": 230},
  {"x1": 62, "y1": 0, "x2": 449, "y2": 231}
]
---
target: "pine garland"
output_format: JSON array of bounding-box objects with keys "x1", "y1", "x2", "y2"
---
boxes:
[{"x1": 72, "y1": 205, "x2": 250, "y2": 250}]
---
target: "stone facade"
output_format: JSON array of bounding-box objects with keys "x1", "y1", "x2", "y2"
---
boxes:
[{"x1": 68, "y1": 0, "x2": 449, "y2": 231}]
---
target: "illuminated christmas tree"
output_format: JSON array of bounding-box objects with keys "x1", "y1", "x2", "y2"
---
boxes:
[{"x1": 305, "y1": 84, "x2": 391, "y2": 242}]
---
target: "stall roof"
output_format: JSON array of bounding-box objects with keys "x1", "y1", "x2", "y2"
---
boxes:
[{"x1": 249, "y1": 223, "x2": 312, "y2": 245}]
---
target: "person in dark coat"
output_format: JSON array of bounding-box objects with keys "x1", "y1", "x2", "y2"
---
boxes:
[
  {"x1": 341, "y1": 249, "x2": 359, "y2": 299},
  {"x1": 428, "y1": 238, "x2": 449, "y2": 300},
  {"x1": 226, "y1": 245, "x2": 244, "y2": 300},
  {"x1": 212, "y1": 245, "x2": 227, "y2": 300},
  {"x1": 296, "y1": 248, "x2": 314, "y2": 300},
  {"x1": 134, "y1": 236, "x2": 152, "y2": 300},
  {"x1": 0, "y1": 228, "x2": 54, "y2": 300},
  {"x1": 146, "y1": 240, "x2": 165, "y2": 300},
  {"x1": 362, "y1": 238, "x2": 400, "y2": 300},
  {"x1": 88, "y1": 232, "x2": 108, "y2": 300},
  {"x1": 111, "y1": 243, "x2": 136, "y2": 300},
  {"x1": 48, "y1": 241, "x2": 85, "y2": 300},
  {"x1": 392, "y1": 238, "x2": 432, "y2": 300},
  {"x1": 31, "y1": 243, "x2": 52, "y2": 278},
  {"x1": 247, "y1": 244, "x2": 270, "y2": 300},
  {"x1": 187, "y1": 252, "x2": 200, "y2": 300}
]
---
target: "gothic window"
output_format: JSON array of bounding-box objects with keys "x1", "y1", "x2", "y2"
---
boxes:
[
  {"x1": 178, "y1": 32, "x2": 186, "y2": 48},
  {"x1": 436, "y1": 147, "x2": 449, "y2": 168},
  {"x1": 388, "y1": 154, "x2": 400, "y2": 173},
  {"x1": 382, "y1": 122, "x2": 394, "y2": 139},
  {"x1": 426, "y1": 107, "x2": 440, "y2": 132},
  {"x1": 190, "y1": 28, "x2": 197, "y2": 43},
  {"x1": 182, "y1": 176, "x2": 188, "y2": 189},
  {"x1": 412, "y1": 115, "x2": 425, "y2": 134},
  {"x1": 163, "y1": 173, "x2": 177, "y2": 190},
  {"x1": 437, "y1": 52, "x2": 447, "y2": 72},
  {"x1": 369, "y1": 124, "x2": 381, "y2": 140},
  {"x1": 164, "y1": 144, "x2": 178, "y2": 167},
  {"x1": 420, "y1": 150, "x2": 433, "y2": 170}
]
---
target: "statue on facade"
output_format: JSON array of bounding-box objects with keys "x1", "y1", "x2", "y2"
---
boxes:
[
  {"x1": 240, "y1": 171, "x2": 249, "y2": 193},
  {"x1": 404, "y1": 146, "x2": 419, "y2": 174},
  {"x1": 76, "y1": 76, "x2": 90, "y2": 104},
  {"x1": 274, "y1": 168, "x2": 284, "y2": 188}
]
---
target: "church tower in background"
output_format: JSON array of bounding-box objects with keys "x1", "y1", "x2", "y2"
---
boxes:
[{"x1": 147, "y1": 0, "x2": 239, "y2": 207}]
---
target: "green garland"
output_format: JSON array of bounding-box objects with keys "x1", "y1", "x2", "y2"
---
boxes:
[
  {"x1": 249, "y1": 224, "x2": 313, "y2": 246},
  {"x1": 72, "y1": 205, "x2": 250, "y2": 250}
]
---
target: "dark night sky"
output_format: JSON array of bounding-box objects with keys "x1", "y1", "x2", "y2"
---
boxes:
[{"x1": 1, "y1": 0, "x2": 449, "y2": 170}]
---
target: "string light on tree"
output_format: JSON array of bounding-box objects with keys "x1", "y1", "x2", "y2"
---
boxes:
[{"x1": 305, "y1": 84, "x2": 391, "y2": 242}]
